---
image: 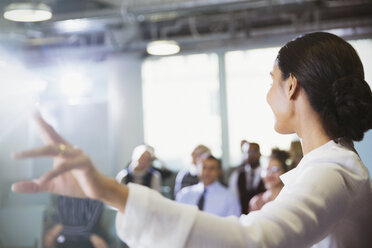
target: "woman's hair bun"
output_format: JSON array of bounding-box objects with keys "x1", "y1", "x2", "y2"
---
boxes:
[{"x1": 328, "y1": 75, "x2": 372, "y2": 141}]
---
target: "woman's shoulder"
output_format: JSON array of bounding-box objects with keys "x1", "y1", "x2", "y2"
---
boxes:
[
  {"x1": 300, "y1": 140, "x2": 368, "y2": 179},
  {"x1": 285, "y1": 142, "x2": 370, "y2": 199}
]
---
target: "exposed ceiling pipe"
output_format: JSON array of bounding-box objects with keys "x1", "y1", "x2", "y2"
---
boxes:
[
  {"x1": 159, "y1": 19, "x2": 187, "y2": 39},
  {"x1": 126, "y1": 0, "x2": 318, "y2": 16},
  {"x1": 188, "y1": 16, "x2": 201, "y2": 37}
]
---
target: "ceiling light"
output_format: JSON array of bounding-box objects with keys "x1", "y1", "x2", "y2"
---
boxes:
[
  {"x1": 4, "y1": 3, "x2": 52, "y2": 22},
  {"x1": 146, "y1": 40, "x2": 180, "y2": 56},
  {"x1": 55, "y1": 19, "x2": 90, "y2": 32}
]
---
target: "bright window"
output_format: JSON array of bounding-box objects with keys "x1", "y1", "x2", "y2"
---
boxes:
[
  {"x1": 225, "y1": 48, "x2": 297, "y2": 165},
  {"x1": 142, "y1": 54, "x2": 221, "y2": 170}
]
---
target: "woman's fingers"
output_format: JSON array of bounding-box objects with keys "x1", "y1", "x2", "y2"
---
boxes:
[
  {"x1": 11, "y1": 179, "x2": 44, "y2": 193},
  {"x1": 38, "y1": 154, "x2": 90, "y2": 185},
  {"x1": 12, "y1": 144, "x2": 82, "y2": 159},
  {"x1": 34, "y1": 112, "x2": 69, "y2": 145},
  {"x1": 12, "y1": 154, "x2": 91, "y2": 196}
]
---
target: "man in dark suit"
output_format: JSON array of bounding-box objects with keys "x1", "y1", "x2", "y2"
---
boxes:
[{"x1": 228, "y1": 142, "x2": 266, "y2": 214}]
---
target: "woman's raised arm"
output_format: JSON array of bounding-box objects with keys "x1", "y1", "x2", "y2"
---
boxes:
[{"x1": 11, "y1": 112, "x2": 129, "y2": 213}]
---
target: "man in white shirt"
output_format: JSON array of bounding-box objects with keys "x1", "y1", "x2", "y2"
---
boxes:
[
  {"x1": 173, "y1": 145, "x2": 210, "y2": 197},
  {"x1": 176, "y1": 154, "x2": 241, "y2": 217}
]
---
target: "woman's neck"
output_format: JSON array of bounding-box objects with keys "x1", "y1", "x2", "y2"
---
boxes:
[
  {"x1": 301, "y1": 129, "x2": 331, "y2": 155},
  {"x1": 295, "y1": 97, "x2": 332, "y2": 155}
]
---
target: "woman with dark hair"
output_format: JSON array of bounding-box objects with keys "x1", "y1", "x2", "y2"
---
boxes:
[
  {"x1": 12, "y1": 32, "x2": 372, "y2": 247},
  {"x1": 248, "y1": 148, "x2": 290, "y2": 212}
]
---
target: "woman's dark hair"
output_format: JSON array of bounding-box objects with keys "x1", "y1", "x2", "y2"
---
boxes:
[
  {"x1": 270, "y1": 148, "x2": 290, "y2": 172},
  {"x1": 276, "y1": 32, "x2": 372, "y2": 141}
]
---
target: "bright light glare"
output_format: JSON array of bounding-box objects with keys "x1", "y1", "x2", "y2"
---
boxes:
[
  {"x1": 59, "y1": 72, "x2": 91, "y2": 97},
  {"x1": 33, "y1": 80, "x2": 48, "y2": 93},
  {"x1": 146, "y1": 40, "x2": 180, "y2": 56},
  {"x1": 4, "y1": 3, "x2": 52, "y2": 22},
  {"x1": 0, "y1": 59, "x2": 48, "y2": 144},
  {"x1": 0, "y1": 78, "x2": 47, "y2": 97},
  {"x1": 0, "y1": 65, "x2": 48, "y2": 97}
]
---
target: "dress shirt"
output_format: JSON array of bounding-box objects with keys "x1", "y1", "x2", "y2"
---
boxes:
[
  {"x1": 116, "y1": 140, "x2": 372, "y2": 248},
  {"x1": 176, "y1": 182, "x2": 241, "y2": 217},
  {"x1": 228, "y1": 164, "x2": 262, "y2": 199}
]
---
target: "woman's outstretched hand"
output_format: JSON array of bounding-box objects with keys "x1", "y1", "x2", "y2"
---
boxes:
[{"x1": 11, "y1": 112, "x2": 128, "y2": 212}]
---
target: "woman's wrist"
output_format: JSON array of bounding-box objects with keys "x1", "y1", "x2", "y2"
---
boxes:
[{"x1": 98, "y1": 174, "x2": 129, "y2": 213}]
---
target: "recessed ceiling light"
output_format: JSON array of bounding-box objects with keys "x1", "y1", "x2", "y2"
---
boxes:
[
  {"x1": 4, "y1": 3, "x2": 52, "y2": 22},
  {"x1": 146, "y1": 40, "x2": 180, "y2": 56}
]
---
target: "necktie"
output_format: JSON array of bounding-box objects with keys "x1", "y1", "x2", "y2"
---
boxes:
[
  {"x1": 197, "y1": 188, "x2": 207, "y2": 210},
  {"x1": 249, "y1": 169, "x2": 255, "y2": 190}
]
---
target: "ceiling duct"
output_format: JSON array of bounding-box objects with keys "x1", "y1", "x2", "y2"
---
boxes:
[{"x1": 1, "y1": 0, "x2": 371, "y2": 60}]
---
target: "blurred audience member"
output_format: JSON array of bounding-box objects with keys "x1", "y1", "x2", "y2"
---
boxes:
[
  {"x1": 176, "y1": 154, "x2": 240, "y2": 217},
  {"x1": 152, "y1": 158, "x2": 176, "y2": 199},
  {"x1": 240, "y1": 140, "x2": 248, "y2": 152},
  {"x1": 223, "y1": 140, "x2": 249, "y2": 185},
  {"x1": 116, "y1": 144, "x2": 162, "y2": 192},
  {"x1": 249, "y1": 148, "x2": 290, "y2": 212},
  {"x1": 289, "y1": 140, "x2": 303, "y2": 169},
  {"x1": 174, "y1": 144, "x2": 210, "y2": 197},
  {"x1": 229, "y1": 142, "x2": 265, "y2": 214},
  {"x1": 44, "y1": 196, "x2": 108, "y2": 248}
]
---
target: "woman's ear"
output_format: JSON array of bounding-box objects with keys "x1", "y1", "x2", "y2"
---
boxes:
[{"x1": 288, "y1": 73, "x2": 299, "y2": 100}]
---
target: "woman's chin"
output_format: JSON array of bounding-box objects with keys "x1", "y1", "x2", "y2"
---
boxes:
[
  {"x1": 274, "y1": 125, "x2": 286, "y2": 134},
  {"x1": 274, "y1": 123, "x2": 294, "y2": 135}
]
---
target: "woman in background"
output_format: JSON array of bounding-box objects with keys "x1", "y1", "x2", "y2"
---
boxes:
[{"x1": 248, "y1": 148, "x2": 290, "y2": 212}]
